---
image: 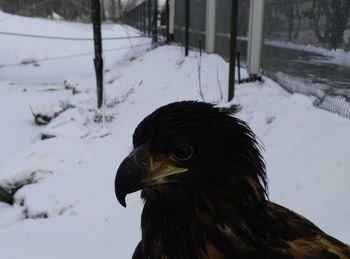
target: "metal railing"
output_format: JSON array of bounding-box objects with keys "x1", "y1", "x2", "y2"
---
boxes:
[{"x1": 123, "y1": 0, "x2": 156, "y2": 37}]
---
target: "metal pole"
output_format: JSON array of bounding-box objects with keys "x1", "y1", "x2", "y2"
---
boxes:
[
  {"x1": 148, "y1": 0, "x2": 152, "y2": 36},
  {"x1": 139, "y1": 6, "x2": 142, "y2": 30},
  {"x1": 247, "y1": 0, "x2": 265, "y2": 77},
  {"x1": 206, "y1": 0, "x2": 216, "y2": 53},
  {"x1": 142, "y1": 3, "x2": 146, "y2": 34},
  {"x1": 237, "y1": 52, "x2": 241, "y2": 84},
  {"x1": 152, "y1": 0, "x2": 158, "y2": 45},
  {"x1": 166, "y1": 0, "x2": 170, "y2": 42},
  {"x1": 118, "y1": 0, "x2": 122, "y2": 21},
  {"x1": 169, "y1": 0, "x2": 175, "y2": 40},
  {"x1": 91, "y1": 0, "x2": 104, "y2": 109},
  {"x1": 185, "y1": 0, "x2": 190, "y2": 56},
  {"x1": 228, "y1": 0, "x2": 238, "y2": 101}
]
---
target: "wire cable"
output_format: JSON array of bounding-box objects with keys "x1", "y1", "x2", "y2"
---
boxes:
[
  {"x1": 0, "y1": 42, "x2": 151, "y2": 68},
  {"x1": 0, "y1": 31, "x2": 148, "y2": 41},
  {"x1": 121, "y1": 24, "x2": 138, "y2": 55}
]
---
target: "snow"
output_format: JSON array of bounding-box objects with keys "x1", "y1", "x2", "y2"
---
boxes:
[
  {"x1": 0, "y1": 10, "x2": 151, "y2": 84},
  {"x1": 0, "y1": 12, "x2": 350, "y2": 259},
  {"x1": 273, "y1": 72, "x2": 350, "y2": 119},
  {"x1": 265, "y1": 39, "x2": 350, "y2": 67},
  {"x1": 0, "y1": 83, "x2": 71, "y2": 165},
  {"x1": 275, "y1": 71, "x2": 328, "y2": 99},
  {"x1": 30, "y1": 98, "x2": 69, "y2": 120}
]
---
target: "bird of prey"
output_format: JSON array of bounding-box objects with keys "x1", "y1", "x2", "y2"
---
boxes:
[{"x1": 115, "y1": 101, "x2": 350, "y2": 259}]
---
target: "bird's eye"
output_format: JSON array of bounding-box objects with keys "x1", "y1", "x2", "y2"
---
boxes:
[{"x1": 172, "y1": 145, "x2": 193, "y2": 161}]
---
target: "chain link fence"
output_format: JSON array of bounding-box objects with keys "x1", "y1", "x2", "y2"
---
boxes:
[
  {"x1": 261, "y1": 0, "x2": 350, "y2": 118},
  {"x1": 125, "y1": 0, "x2": 350, "y2": 118},
  {"x1": 0, "y1": 0, "x2": 121, "y2": 22},
  {"x1": 123, "y1": 1, "x2": 155, "y2": 36},
  {"x1": 173, "y1": 0, "x2": 207, "y2": 50},
  {"x1": 173, "y1": 0, "x2": 249, "y2": 58},
  {"x1": 215, "y1": 0, "x2": 250, "y2": 62}
]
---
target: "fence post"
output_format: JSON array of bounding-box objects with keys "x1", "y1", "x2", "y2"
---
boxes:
[
  {"x1": 169, "y1": 0, "x2": 175, "y2": 41},
  {"x1": 117, "y1": 0, "x2": 122, "y2": 20},
  {"x1": 142, "y1": 3, "x2": 146, "y2": 34},
  {"x1": 206, "y1": 0, "x2": 216, "y2": 53},
  {"x1": 185, "y1": 0, "x2": 190, "y2": 56},
  {"x1": 247, "y1": 0, "x2": 265, "y2": 77},
  {"x1": 139, "y1": 6, "x2": 142, "y2": 30},
  {"x1": 141, "y1": 4, "x2": 144, "y2": 33},
  {"x1": 228, "y1": 0, "x2": 238, "y2": 101},
  {"x1": 148, "y1": 0, "x2": 152, "y2": 36},
  {"x1": 91, "y1": 0, "x2": 104, "y2": 109},
  {"x1": 166, "y1": 0, "x2": 170, "y2": 42},
  {"x1": 152, "y1": 0, "x2": 158, "y2": 45}
]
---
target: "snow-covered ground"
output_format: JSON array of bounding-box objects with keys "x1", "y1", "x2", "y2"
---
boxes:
[
  {"x1": 265, "y1": 39, "x2": 350, "y2": 68},
  {"x1": 0, "y1": 12, "x2": 350, "y2": 259},
  {"x1": 0, "y1": 10, "x2": 150, "y2": 84}
]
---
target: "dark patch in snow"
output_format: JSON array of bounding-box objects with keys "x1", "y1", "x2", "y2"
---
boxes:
[
  {"x1": 20, "y1": 58, "x2": 39, "y2": 67},
  {"x1": 0, "y1": 170, "x2": 54, "y2": 205},
  {"x1": 40, "y1": 134, "x2": 56, "y2": 140},
  {"x1": 30, "y1": 101, "x2": 71, "y2": 126},
  {"x1": 94, "y1": 113, "x2": 115, "y2": 123},
  {"x1": 266, "y1": 116, "x2": 276, "y2": 125},
  {"x1": 218, "y1": 104, "x2": 242, "y2": 114},
  {"x1": 64, "y1": 81, "x2": 84, "y2": 95},
  {"x1": 23, "y1": 208, "x2": 48, "y2": 219},
  {"x1": 0, "y1": 186, "x2": 13, "y2": 204}
]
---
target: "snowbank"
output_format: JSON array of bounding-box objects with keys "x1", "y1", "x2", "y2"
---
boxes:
[{"x1": 265, "y1": 39, "x2": 350, "y2": 67}]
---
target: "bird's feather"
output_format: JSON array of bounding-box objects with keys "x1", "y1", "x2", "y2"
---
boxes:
[{"x1": 115, "y1": 101, "x2": 350, "y2": 259}]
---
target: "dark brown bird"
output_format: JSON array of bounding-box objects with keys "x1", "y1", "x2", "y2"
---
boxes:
[{"x1": 115, "y1": 101, "x2": 350, "y2": 259}]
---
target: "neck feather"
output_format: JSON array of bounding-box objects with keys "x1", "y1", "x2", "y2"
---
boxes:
[{"x1": 140, "y1": 176, "x2": 269, "y2": 258}]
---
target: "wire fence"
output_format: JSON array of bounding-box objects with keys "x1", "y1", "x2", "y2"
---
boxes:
[
  {"x1": 0, "y1": 42, "x2": 151, "y2": 68},
  {"x1": 0, "y1": 0, "x2": 93, "y2": 22},
  {"x1": 0, "y1": 24, "x2": 151, "y2": 68},
  {"x1": 168, "y1": 0, "x2": 350, "y2": 119},
  {"x1": 123, "y1": 0, "x2": 156, "y2": 37},
  {"x1": 261, "y1": 0, "x2": 350, "y2": 118},
  {"x1": 174, "y1": 0, "x2": 207, "y2": 50},
  {"x1": 0, "y1": 0, "x2": 123, "y2": 22},
  {"x1": 2, "y1": 0, "x2": 350, "y2": 118},
  {"x1": 214, "y1": 0, "x2": 250, "y2": 62},
  {"x1": 0, "y1": 0, "x2": 151, "y2": 68},
  {"x1": 0, "y1": 31, "x2": 148, "y2": 41},
  {"x1": 172, "y1": 0, "x2": 250, "y2": 61}
]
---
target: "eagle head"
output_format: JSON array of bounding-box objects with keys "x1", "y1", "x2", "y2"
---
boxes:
[{"x1": 115, "y1": 101, "x2": 267, "y2": 208}]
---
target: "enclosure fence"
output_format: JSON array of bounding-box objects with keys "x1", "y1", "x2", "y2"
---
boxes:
[
  {"x1": 261, "y1": 0, "x2": 350, "y2": 118},
  {"x1": 123, "y1": 0, "x2": 158, "y2": 38},
  {"x1": 123, "y1": 0, "x2": 350, "y2": 119}
]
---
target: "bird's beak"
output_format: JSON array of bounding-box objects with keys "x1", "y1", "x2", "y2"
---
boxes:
[{"x1": 115, "y1": 145, "x2": 188, "y2": 207}]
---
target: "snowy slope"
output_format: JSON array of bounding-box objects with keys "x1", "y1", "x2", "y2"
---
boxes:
[
  {"x1": 0, "y1": 84, "x2": 70, "y2": 165},
  {"x1": 0, "y1": 10, "x2": 150, "y2": 84},
  {"x1": 0, "y1": 14, "x2": 350, "y2": 259}
]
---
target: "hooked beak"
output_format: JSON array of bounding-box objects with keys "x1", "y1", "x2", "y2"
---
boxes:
[{"x1": 114, "y1": 145, "x2": 188, "y2": 207}]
